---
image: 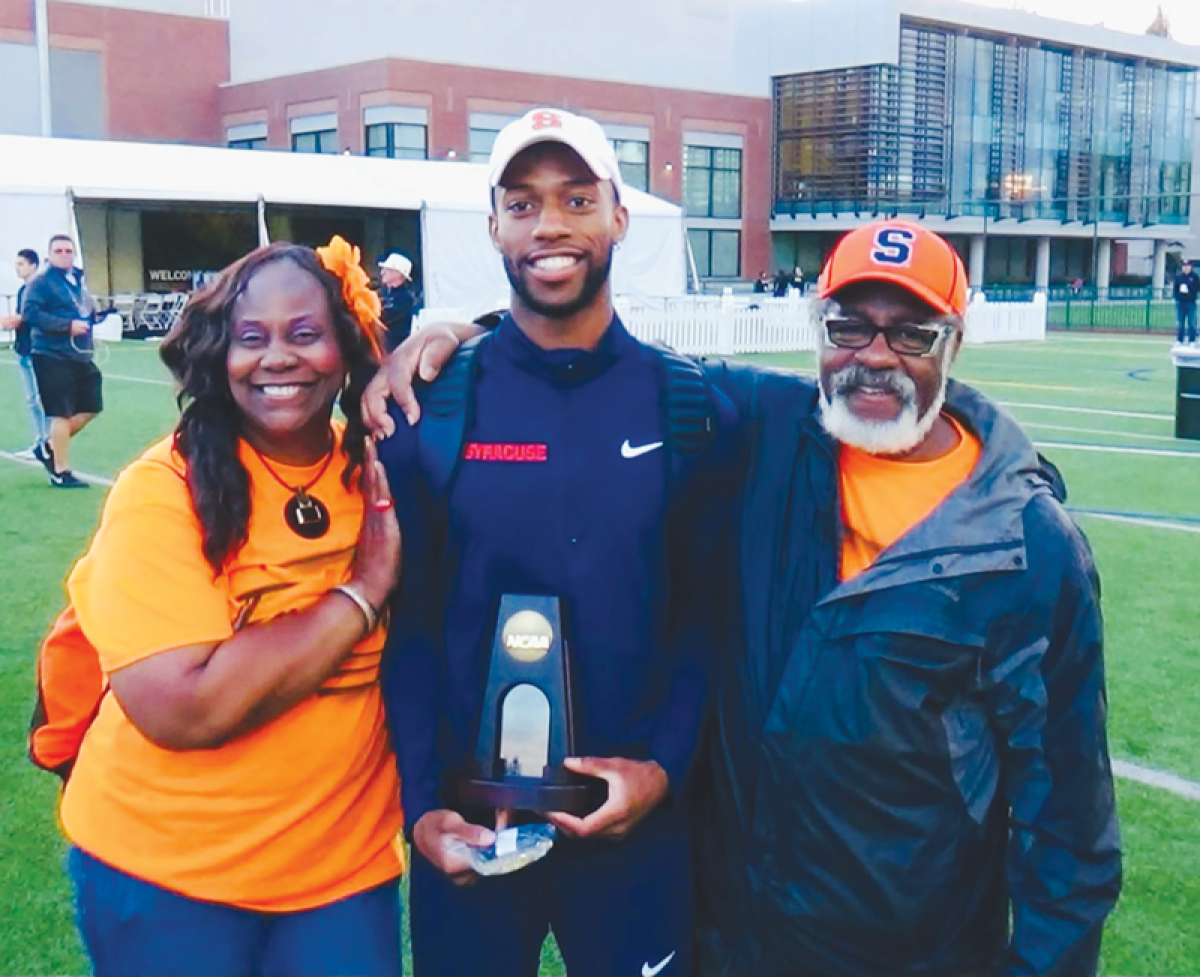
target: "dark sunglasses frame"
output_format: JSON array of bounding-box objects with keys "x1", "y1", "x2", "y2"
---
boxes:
[{"x1": 823, "y1": 318, "x2": 956, "y2": 358}]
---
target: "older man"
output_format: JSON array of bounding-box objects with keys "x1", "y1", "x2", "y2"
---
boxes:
[
  {"x1": 367, "y1": 220, "x2": 1120, "y2": 976},
  {"x1": 377, "y1": 251, "x2": 419, "y2": 351},
  {"x1": 695, "y1": 221, "x2": 1119, "y2": 976}
]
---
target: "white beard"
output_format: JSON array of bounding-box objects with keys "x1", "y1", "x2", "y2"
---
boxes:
[{"x1": 818, "y1": 343, "x2": 952, "y2": 456}]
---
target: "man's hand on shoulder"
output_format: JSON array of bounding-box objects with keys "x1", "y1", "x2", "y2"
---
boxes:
[
  {"x1": 361, "y1": 322, "x2": 486, "y2": 437},
  {"x1": 546, "y1": 757, "x2": 669, "y2": 841}
]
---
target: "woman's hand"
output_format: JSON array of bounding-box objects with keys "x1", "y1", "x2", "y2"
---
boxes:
[{"x1": 350, "y1": 437, "x2": 401, "y2": 611}]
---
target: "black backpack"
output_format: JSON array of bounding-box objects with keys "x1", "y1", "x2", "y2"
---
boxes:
[{"x1": 414, "y1": 331, "x2": 718, "y2": 497}]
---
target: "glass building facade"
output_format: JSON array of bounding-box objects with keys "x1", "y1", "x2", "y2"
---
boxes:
[{"x1": 775, "y1": 19, "x2": 1196, "y2": 224}]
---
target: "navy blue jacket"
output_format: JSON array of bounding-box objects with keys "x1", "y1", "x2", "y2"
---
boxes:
[
  {"x1": 694, "y1": 363, "x2": 1120, "y2": 977},
  {"x1": 379, "y1": 282, "x2": 420, "y2": 351},
  {"x1": 1172, "y1": 269, "x2": 1200, "y2": 305},
  {"x1": 23, "y1": 267, "x2": 95, "y2": 361},
  {"x1": 378, "y1": 315, "x2": 742, "y2": 834}
]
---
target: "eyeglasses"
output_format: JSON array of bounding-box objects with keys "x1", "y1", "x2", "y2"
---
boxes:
[{"x1": 823, "y1": 319, "x2": 955, "y2": 358}]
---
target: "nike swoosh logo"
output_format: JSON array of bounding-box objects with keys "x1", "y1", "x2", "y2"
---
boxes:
[
  {"x1": 621, "y1": 439, "x2": 664, "y2": 459},
  {"x1": 642, "y1": 950, "x2": 676, "y2": 977}
]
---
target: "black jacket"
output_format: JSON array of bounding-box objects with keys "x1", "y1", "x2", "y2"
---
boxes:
[
  {"x1": 379, "y1": 281, "x2": 420, "y2": 351},
  {"x1": 1172, "y1": 270, "x2": 1200, "y2": 304},
  {"x1": 694, "y1": 362, "x2": 1121, "y2": 976},
  {"x1": 13, "y1": 283, "x2": 31, "y2": 356}
]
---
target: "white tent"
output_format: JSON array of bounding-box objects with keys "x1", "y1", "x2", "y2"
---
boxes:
[{"x1": 0, "y1": 134, "x2": 686, "y2": 316}]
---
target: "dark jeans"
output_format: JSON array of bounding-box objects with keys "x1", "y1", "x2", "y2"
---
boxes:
[
  {"x1": 68, "y1": 847, "x2": 402, "y2": 977},
  {"x1": 1177, "y1": 301, "x2": 1198, "y2": 343}
]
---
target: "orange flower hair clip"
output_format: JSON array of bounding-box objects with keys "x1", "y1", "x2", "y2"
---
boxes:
[{"x1": 316, "y1": 235, "x2": 384, "y2": 356}]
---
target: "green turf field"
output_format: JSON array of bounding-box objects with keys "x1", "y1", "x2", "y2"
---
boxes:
[{"x1": 1, "y1": 334, "x2": 1198, "y2": 975}]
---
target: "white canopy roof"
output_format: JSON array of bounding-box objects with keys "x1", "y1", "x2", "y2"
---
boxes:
[{"x1": 0, "y1": 134, "x2": 686, "y2": 312}]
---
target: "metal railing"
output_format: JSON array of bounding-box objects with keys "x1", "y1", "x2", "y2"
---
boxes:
[{"x1": 1048, "y1": 295, "x2": 1179, "y2": 333}]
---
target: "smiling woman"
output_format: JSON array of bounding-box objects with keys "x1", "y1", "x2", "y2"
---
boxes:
[{"x1": 52, "y1": 240, "x2": 407, "y2": 977}]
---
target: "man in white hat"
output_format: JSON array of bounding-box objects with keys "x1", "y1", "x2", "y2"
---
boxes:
[
  {"x1": 376, "y1": 106, "x2": 741, "y2": 977},
  {"x1": 377, "y1": 251, "x2": 419, "y2": 351}
]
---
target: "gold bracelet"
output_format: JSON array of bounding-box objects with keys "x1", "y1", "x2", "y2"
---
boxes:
[{"x1": 331, "y1": 583, "x2": 379, "y2": 637}]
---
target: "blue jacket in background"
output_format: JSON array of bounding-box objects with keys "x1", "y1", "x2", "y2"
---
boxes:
[
  {"x1": 694, "y1": 362, "x2": 1121, "y2": 977},
  {"x1": 378, "y1": 315, "x2": 743, "y2": 835}
]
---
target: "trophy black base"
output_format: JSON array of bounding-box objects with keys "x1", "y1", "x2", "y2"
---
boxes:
[{"x1": 458, "y1": 774, "x2": 608, "y2": 816}]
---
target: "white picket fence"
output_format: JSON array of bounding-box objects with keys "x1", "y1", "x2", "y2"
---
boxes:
[
  {"x1": 617, "y1": 292, "x2": 819, "y2": 356},
  {"x1": 414, "y1": 290, "x2": 1047, "y2": 355},
  {"x1": 963, "y1": 292, "x2": 1047, "y2": 344}
]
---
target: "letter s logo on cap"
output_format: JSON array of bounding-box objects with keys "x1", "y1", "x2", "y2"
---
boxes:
[
  {"x1": 531, "y1": 111, "x2": 563, "y2": 131},
  {"x1": 871, "y1": 227, "x2": 916, "y2": 267}
]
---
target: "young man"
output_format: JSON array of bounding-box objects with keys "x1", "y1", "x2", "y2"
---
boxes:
[
  {"x1": 1, "y1": 248, "x2": 51, "y2": 463},
  {"x1": 370, "y1": 220, "x2": 1120, "y2": 976},
  {"x1": 22, "y1": 234, "x2": 102, "y2": 488},
  {"x1": 377, "y1": 108, "x2": 741, "y2": 977},
  {"x1": 1172, "y1": 259, "x2": 1199, "y2": 345}
]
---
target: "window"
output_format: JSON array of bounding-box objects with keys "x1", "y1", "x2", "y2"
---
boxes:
[
  {"x1": 469, "y1": 113, "x2": 522, "y2": 163},
  {"x1": 363, "y1": 105, "x2": 428, "y2": 160},
  {"x1": 683, "y1": 144, "x2": 742, "y2": 218},
  {"x1": 290, "y1": 113, "x2": 339, "y2": 155},
  {"x1": 227, "y1": 121, "x2": 267, "y2": 151},
  {"x1": 688, "y1": 228, "x2": 741, "y2": 278},
  {"x1": 468, "y1": 127, "x2": 501, "y2": 163},
  {"x1": 365, "y1": 123, "x2": 427, "y2": 160},
  {"x1": 292, "y1": 129, "x2": 338, "y2": 154},
  {"x1": 612, "y1": 139, "x2": 649, "y2": 191}
]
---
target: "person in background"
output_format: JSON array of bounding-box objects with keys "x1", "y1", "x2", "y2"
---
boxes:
[
  {"x1": 57, "y1": 239, "x2": 405, "y2": 977},
  {"x1": 772, "y1": 268, "x2": 789, "y2": 297},
  {"x1": 377, "y1": 251, "x2": 420, "y2": 351},
  {"x1": 1, "y1": 248, "x2": 52, "y2": 464},
  {"x1": 21, "y1": 235, "x2": 101, "y2": 488},
  {"x1": 753, "y1": 270, "x2": 772, "y2": 294},
  {"x1": 1172, "y1": 258, "x2": 1199, "y2": 346},
  {"x1": 790, "y1": 264, "x2": 805, "y2": 293}
]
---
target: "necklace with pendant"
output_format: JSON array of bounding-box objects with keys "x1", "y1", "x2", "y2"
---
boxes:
[{"x1": 247, "y1": 439, "x2": 336, "y2": 539}]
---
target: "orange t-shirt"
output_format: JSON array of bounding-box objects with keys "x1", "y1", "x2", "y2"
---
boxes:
[
  {"x1": 60, "y1": 430, "x2": 404, "y2": 912},
  {"x1": 839, "y1": 415, "x2": 982, "y2": 581}
]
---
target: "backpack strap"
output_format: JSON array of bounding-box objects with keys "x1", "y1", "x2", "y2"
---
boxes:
[
  {"x1": 649, "y1": 341, "x2": 717, "y2": 461},
  {"x1": 415, "y1": 331, "x2": 493, "y2": 496}
]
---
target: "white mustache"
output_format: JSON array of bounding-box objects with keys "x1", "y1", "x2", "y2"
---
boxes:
[{"x1": 829, "y1": 364, "x2": 917, "y2": 404}]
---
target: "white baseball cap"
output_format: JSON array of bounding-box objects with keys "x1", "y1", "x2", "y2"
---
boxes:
[
  {"x1": 488, "y1": 107, "x2": 624, "y2": 197},
  {"x1": 378, "y1": 252, "x2": 412, "y2": 277}
]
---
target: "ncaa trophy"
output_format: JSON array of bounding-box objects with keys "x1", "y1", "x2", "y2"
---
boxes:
[{"x1": 457, "y1": 595, "x2": 607, "y2": 815}]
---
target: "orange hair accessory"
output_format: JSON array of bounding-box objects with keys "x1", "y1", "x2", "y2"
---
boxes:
[{"x1": 316, "y1": 235, "x2": 384, "y2": 356}]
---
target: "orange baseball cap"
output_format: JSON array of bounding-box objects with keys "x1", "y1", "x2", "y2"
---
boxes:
[{"x1": 817, "y1": 220, "x2": 968, "y2": 317}]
